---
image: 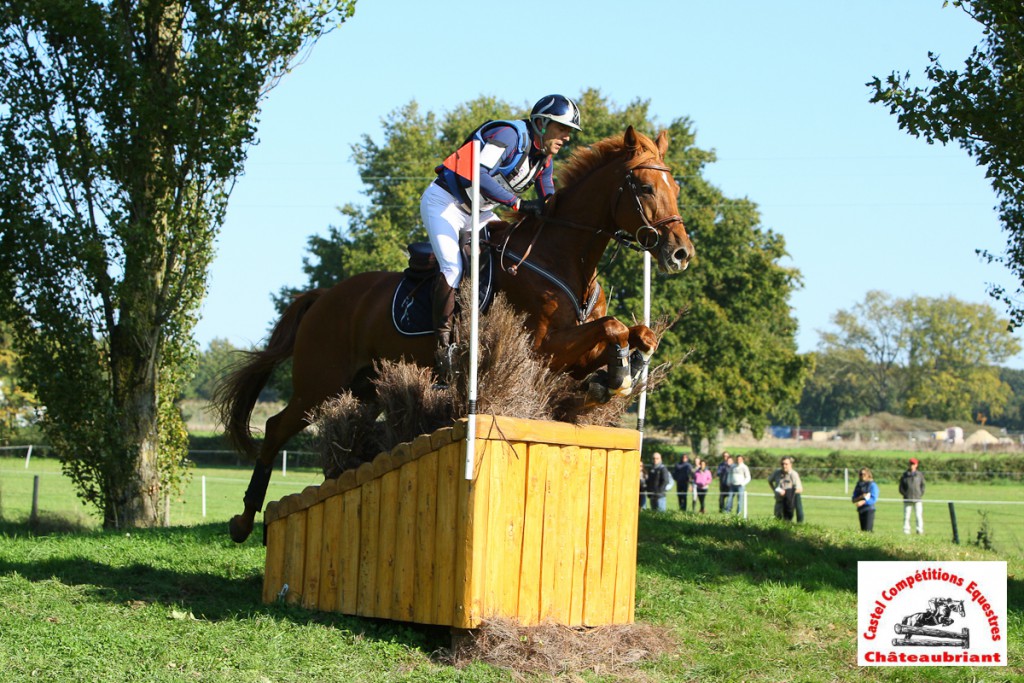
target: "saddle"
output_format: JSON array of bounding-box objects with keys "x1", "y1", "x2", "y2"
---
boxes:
[{"x1": 391, "y1": 234, "x2": 495, "y2": 336}]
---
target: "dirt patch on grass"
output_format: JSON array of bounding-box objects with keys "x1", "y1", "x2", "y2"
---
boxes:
[{"x1": 441, "y1": 618, "x2": 677, "y2": 681}]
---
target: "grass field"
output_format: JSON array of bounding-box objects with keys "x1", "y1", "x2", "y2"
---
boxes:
[
  {"x1": 0, "y1": 504, "x2": 1020, "y2": 681},
  {"x1": 2, "y1": 454, "x2": 1022, "y2": 681}
]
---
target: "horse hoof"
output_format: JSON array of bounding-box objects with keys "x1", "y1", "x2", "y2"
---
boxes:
[
  {"x1": 585, "y1": 381, "x2": 611, "y2": 405},
  {"x1": 229, "y1": 515, "x2": 254, "y2": 543}
]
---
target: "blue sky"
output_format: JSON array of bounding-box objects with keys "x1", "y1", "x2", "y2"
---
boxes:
[{"x1": 194, "y1": 1, "x2": 1023, "y2": 366}]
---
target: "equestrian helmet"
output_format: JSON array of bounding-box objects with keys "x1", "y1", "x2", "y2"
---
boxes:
[{"x1": 530, "y1": 95, "x2": 582, "y2": 135}]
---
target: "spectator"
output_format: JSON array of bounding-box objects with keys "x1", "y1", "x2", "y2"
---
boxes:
[
  {"x1": 672, "y1": 453, "x2": 694, "y2": 512},
  {"x1": 899, "y1": 457, "x2": 926, "y2": 534},
  {"x1": 639, "y1": 462, "x2": 649, "y2": 509},
  {"x1": 693, "y1": 458, "x2": 713, "y2": 514},
  {"x1": 768, "y1": 456, "x2": 803, "y2": 521},
  {"x1": 717, "y1": 453, "x2": 733, "y2": 512},
  {"x1": 726, "y1": 454, "x2": 751, "y2": 515},
  {"x1": 646, "y1": 452, "x2": 672, "y2": 512},
  {"x1": 852, "y1": 467, "x2": 879, "y2": 532}
]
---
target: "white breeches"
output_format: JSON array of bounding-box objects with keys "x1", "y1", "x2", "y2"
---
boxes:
[{"x1": 420, "y1": 182, "x2": 495, "y2": 288}]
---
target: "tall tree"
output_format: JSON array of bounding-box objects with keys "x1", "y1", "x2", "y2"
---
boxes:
[
  {"x1": 0, "y1": 0, "x2": 355, "y2": 527},
  {"x1": 819, "y1": 290, "x2": 909, "y2": 413},
  {"x1": 796, "y1": 351, "x2": 874, "y2": 428},
  {"x1": 869, "y1": 0, "x2": 1024, "y2": 325},
  {"x1": 184, "y1": 338, "x2": 245, "y2": 401},
  {"x1": 281, "y1": 91, "x2": 808, "y2": 455},
  {"x1": 902, "y1": 294, "x2": 1019, "y2": 419},
  {"x1": 817, "y1": 291, "x2": 1019, "y2": 422}
]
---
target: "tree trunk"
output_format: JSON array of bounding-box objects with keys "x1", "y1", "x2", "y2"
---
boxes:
[{"x1": 106, "y1": 329, "x2": 162, "y2": 529}]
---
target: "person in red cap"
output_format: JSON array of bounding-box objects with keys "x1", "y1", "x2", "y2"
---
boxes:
[{"x1": 899, "y1": 458, "x2": 926, "y2": 534}]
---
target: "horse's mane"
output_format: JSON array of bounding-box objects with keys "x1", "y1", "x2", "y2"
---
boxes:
[{"x1": 556, "y1": 130, "x2": 662, "y2": 190}]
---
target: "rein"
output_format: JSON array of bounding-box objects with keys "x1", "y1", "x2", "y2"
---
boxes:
[
  {"x1": 503, "y1": 160, "x2": 684, "y2": 265},
  {"x1": 493, "y1": 158, "x2": 683, "y2": 323}
]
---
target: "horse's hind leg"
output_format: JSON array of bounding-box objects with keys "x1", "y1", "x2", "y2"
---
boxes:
[{"x1": 229, "y1": 401, "x2": 312, "y2": 543}]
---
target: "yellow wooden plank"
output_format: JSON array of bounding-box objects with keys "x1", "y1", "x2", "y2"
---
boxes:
[
  {"x1": 568, "y1": 446, "x2": 591, "y2": 626},
  {"x1": 283, "y1": 510, "x2": 307, "y2": 606},
  {"x1": 413, "y1": 449, "x2": 439, "y2": 625},
  {"x1": 262, "y1": 518, "x2": 287, "y2": 604},
  {"x1": 518, "y1": 441, "x2": 547, "y2": 626},
  {"x1": 357, "y1": 478, "x2": 380, "y2": 617},
  {"x1": 550, "y1": 445, "x2": 575, "y2": 623},
  {"x1": 339, "y1": 487, "x2": 361, "y2": 614},
  {"x1": 301, "y1": 502, "x2": 324, "y2": 610},
  {"x1": 619, "y1": 449, "x2": 640, "y2": 623},
  {"x1": 539, "y1": 444, "x2": 563, "y2": 622},
  {"x1": 582, "y1": 448, "x2": 608, "y2": 625},
  {"x1": 600, "y1": 449, "x2": 624, "y2": 623},
  {"x1": 475, "y1": 415, "x2": 640, "y2": 450},
  {"x1": 500, "y1": 441, "x2": 527, "y2": 619},
  {"x1": 433, "y1": 442, "x2": 459, "y2": 626},
  {"x1": 482, "y1": 440, "x2": 507, "y2": 619},
  {"x1": 392, "y1": 459, "x2": 419, "y2": 621},
  {"x1": 612, "y1": 449, "x2": 638, "y2": 623},
  {"x1": 375, "y1": 469, "x2": 400, "y2": 619},
  {"x1": 453, "y1": 438, "x2": 489, "y2": 629},
  {"x1": 319, "y1": 495, "x2": 343, "y2": 612}
]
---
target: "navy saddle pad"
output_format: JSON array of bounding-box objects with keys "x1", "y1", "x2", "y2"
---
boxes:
[{"x1": 391, "y1": 243, "x2": 495, "y2": 336}]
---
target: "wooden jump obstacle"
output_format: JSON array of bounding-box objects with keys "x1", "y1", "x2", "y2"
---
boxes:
[
  {"x1": 892, "y1": 624, "x2": 969, "y2": 649},
  {"x1": 261, "y1": 415, "x2": 641, "y2": 629}
]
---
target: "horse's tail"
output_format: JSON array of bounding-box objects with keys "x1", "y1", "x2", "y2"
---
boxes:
[{"x1": 212, "y1": 289, "x2": 325, "y2": 456}]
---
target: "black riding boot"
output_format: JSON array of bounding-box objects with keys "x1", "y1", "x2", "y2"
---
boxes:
[{"x1": 431, "y1": 275, "x2": 458, "y2": 383}]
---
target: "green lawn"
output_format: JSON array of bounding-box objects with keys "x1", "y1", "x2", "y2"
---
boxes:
[{"x1": 1, "y1": 507, "x2": 1020, "y2": 681}]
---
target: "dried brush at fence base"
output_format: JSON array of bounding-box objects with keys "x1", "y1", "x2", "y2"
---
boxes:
[
  {"x1": 449, "y1": 291, "x2": 577, "y2": 422},
  {"x1": 310, "y1": 290, "x2": 670, "y2": 476},
  {"x1": 373, "y1": 359, "x2": 457, "y2": 447},
  {"x1": 442, "y1": 618, "x2": 676, "y2": 681},
  {"x1": 306, "y1": 392, "x2": 383, "y2": 479}
]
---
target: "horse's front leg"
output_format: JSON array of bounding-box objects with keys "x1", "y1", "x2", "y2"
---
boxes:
[
  {"x1": 627, "y1": 324, "x2": 658, "y2": 384},
  {"x1": 541, "y1": 316, "x2": 633, "y2": 399}
]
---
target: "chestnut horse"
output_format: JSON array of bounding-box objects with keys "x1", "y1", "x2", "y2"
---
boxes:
[{"x1": 218, "y1": 126, "x2": 694, "y2": 542}]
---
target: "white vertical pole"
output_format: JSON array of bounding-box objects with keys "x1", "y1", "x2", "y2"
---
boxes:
[
  {"x1": 282, "y1": 450, "x2": 287, "y2": 477},
  {"x1": 844, "y1": 468, "x2": 849, "y2": 495},
  {"x1": 201, "y1": 475, "x2": 207, "y2": 518},
  {"x1": 636, "y1": 250, "x2": 652, "y2": 448},
  {"x1": 465, "y1": 139, "x2": 481, "y2": 480},
  {"x1": 24, "y1": 444, "x2": 32, "y2": 469}
]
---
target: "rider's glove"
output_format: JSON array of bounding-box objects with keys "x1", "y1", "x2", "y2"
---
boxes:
[{"x1": 518, "y1": 198, "x2": 545, "y2": 216}]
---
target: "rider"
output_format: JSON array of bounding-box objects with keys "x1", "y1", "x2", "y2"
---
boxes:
[{"x1": 420, "y1": 94, "x2": 582, "y2": 380}]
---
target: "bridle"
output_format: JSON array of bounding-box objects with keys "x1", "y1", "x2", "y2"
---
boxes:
[
  {"x1": 612, "y1": 162, "x2": 685, "y2": 253},
  {"x1": 498, "y1": 159, "x2": 685, "y2": 274}
]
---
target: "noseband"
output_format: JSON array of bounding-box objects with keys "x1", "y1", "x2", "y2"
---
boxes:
[{"x1": 612, "y1": 163, "x2": 685, "y2": 253}]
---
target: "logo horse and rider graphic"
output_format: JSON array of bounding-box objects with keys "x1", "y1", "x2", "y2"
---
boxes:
[{"x1": 893, "y1": 598, "x2": 969, "y2": 649}]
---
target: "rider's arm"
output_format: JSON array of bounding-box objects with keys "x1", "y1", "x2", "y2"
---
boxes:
[{"x1": 533, "y1": 156, "x2": 555, "y2": 198}]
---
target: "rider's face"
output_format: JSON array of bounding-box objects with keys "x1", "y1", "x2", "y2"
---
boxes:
[{"x1": 541, "y1": 121, "x2": 573, "y2": 156}]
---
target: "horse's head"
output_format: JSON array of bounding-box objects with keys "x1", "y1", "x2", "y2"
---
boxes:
[{"x1": 613, "y1": 126, "x2": 695, "y2": 274}]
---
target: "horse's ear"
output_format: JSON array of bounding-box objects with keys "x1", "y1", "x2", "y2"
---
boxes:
[
  {"x1": 656, "y1": 130, "x2": 670, "y2": 157},
  {"x1": 624, "y1": 125, "x2": 638, "y2": 151}
]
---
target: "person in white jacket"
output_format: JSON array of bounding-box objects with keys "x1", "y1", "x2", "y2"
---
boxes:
[{"x1": 725, "y1": 454, "x2": 752, "y2": 515}]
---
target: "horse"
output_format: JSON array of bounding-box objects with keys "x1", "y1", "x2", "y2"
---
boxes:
[
  {"x1": 900, "y1": 598, "x2": 965, "y2": 636},
  {"x1": 216, "y1": 125, "x2": 695, "y2": 542}
]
